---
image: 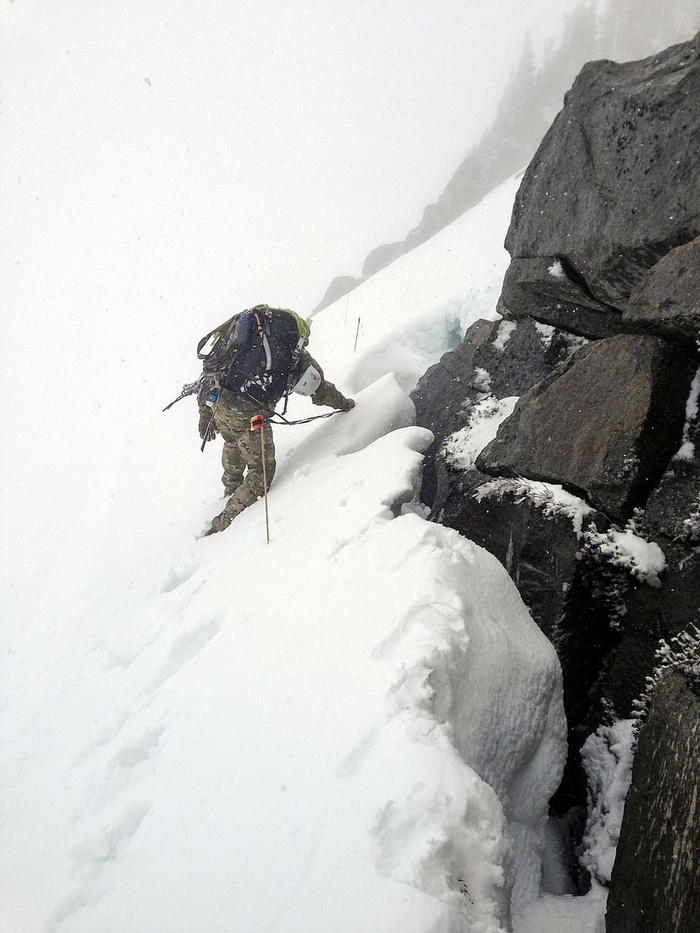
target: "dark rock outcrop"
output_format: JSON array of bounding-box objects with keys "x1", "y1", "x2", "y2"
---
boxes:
[
  {"x1": 361, "y1": 241, "x2": 405, "y2": 279},
  {"x1": 605, "y1": 670, "x2": 700, "y2": 932},
  {"x1": 643, "y1": 379, "x2": 700, "y2": 545},
  {"x1": 499, "y1": 258, "x2": 622, "y2": 339},
  {"x1": 624, "y1": 235, "x2": 700, "y2": 341},
  {"x1": 502, "y1": 32, "x2": 700, "y2": 331},
  {"x1": 476, "y1": 334, "x2": 696, "y2": 522},
  {"x1": 446, "y1": 483, "x2": 608, "y2": 640},
  {"x1": 312, "y1": 275, "x2": 361, "y2": 314},
  {"x1": 598, "y1": 541, "x2": 700, "y2": 716},
  {"x1": 412, "y1": 316, "x2": 581, "y2": 511},
  {"x1": 411, "y1": 32, "x2": 700, "y2": 915}
]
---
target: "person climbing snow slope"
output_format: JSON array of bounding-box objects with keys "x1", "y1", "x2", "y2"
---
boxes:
[{"x1": 196, "y1": 304, "x2": 355, "y2": 535}]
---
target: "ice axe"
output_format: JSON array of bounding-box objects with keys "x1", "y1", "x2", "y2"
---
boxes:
[{"x1": 250, "y1": 414, "x2": 271, "y2": 544}]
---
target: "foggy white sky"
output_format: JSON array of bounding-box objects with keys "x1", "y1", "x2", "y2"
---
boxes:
[{"x1": 1, "y1": 0, "x2": 585, "y2": 321}]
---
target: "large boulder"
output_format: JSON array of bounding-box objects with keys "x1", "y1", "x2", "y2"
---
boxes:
[
  {"x1": 606, "y1": 669, "x2": 700, "y2": 932},
  {"x1": 500, "y1": 258, "x2": 622, "y2": 340},
  {"x1": 411, "y1": 316, "x2": 581, "y2": 509},
  {"x1": 476, "y1": 334, "x2": 697, "y2": 522},
  {"x1": 643, "y1": 382, "x2": 700, "y2": 546},
  {"x1": 624, "y1": 235, "x2": 700, "y2": 341},
  {"x1": 501, "y1": 32, "x2": 700, "y2": 332}
]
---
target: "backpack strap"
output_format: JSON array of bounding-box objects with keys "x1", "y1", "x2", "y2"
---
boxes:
[
  {"x1": 286, "y1": 310, "x2": 311, "y2": 345},
  {"x1": 253, "y1": 310, "x2": 273, "y2": 372},
  {"x1": 197, "y1": 314, "x2": 240, "y2": 361}
]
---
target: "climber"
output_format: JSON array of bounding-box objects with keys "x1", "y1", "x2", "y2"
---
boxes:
[{"x1": 196, "y1": 304, "x2": 355, "y2": 535}]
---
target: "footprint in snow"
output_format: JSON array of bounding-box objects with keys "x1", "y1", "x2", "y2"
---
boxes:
[
  {"x1": 107, "y1": 723, "x2": 165, "y2": 770},
  {"x1": 45, "y1": 802, "x2": 150, "y2": 933},
  {"x1": 142, "y1": 616, "x2": 223, "y2": 694}
]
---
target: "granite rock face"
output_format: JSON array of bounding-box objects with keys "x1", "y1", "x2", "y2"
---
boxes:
[
  {"x1": 411, "y1": 32, "x2": 700, "y2": 911},
  {"x1": 444, "y1": 479, "x2": 608, "y2": 639},
  {"x1": 502, "y1": 32, "x2": 700, "y2": 332},
  {"x1": 624, "y1": 235, "x2": 700, "y2": 341},
  {"x1": 605, "y1": 670, "x2": 700, "y2": 932},
  {"x1": 412, "y1": 316, "x2": 580, "y2": 511},
  {"x1": 499, "y1": 258, "x2": 622, "y2": 339},
  {"x1": 598, "y1": 542, "x2": 700, "y2": 716},
  {"x1": 476, "y1": 334, "x2": 696, "y2": 522}
]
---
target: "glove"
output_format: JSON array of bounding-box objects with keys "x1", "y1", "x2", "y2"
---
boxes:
[{"x1": 199, "y1": 411, "x2": 218, "y2": 441}]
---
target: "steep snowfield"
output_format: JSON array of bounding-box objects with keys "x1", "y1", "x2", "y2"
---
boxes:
[{"x1": 3, "y1": 177, "x2": 583, "y2": 932}]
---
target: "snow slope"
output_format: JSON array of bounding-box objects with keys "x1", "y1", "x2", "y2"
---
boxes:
[{"x1": 2, "y1": 176, "x2": 576, "y2": 932}]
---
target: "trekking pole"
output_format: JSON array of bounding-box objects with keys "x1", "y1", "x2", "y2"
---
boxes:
[{"x1": 251, "y1": 414, "x2": 270, "y2": 544}]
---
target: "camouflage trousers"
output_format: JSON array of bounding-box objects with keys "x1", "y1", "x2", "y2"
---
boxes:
[
  {"x1": 210, "y1": 389, "x2": 276, "y2": 532},
  {"x1": 208, "y1": 360, "x2": 350, "y2": 532}
]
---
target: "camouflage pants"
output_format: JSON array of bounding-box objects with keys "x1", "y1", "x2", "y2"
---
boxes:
[{"x1": 210, "y1": 389, "x2": 276, "y2": 531}]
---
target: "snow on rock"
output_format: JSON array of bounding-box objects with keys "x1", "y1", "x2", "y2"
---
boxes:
[
  {"x1": 675, "y1": 365, "x2": 700, "y2": 461},
  {"x1": 579, "y1": 720, "x2": 635, "y2": 886},
  {"x1": 442, "y1": 396, "x2": 519, "y2": 472},
  {"x1": 534, "y1": 322, "x2": 556, "y2": 346},
  {"x1": 474, "y1": 480, "x2": 665, "y2": 586},
  {"x1": 548, "y1": 261, "x2": 566, "y2": 279},
  {"x1": 581, "y1": 524, "x2": 667, "y2": 587},
  {"x1": 492, "y1": 320, "x2": 517, "y2": 351},
  {"x1": 475, "y1": 478, "x2": 594, "y2": 538}
]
